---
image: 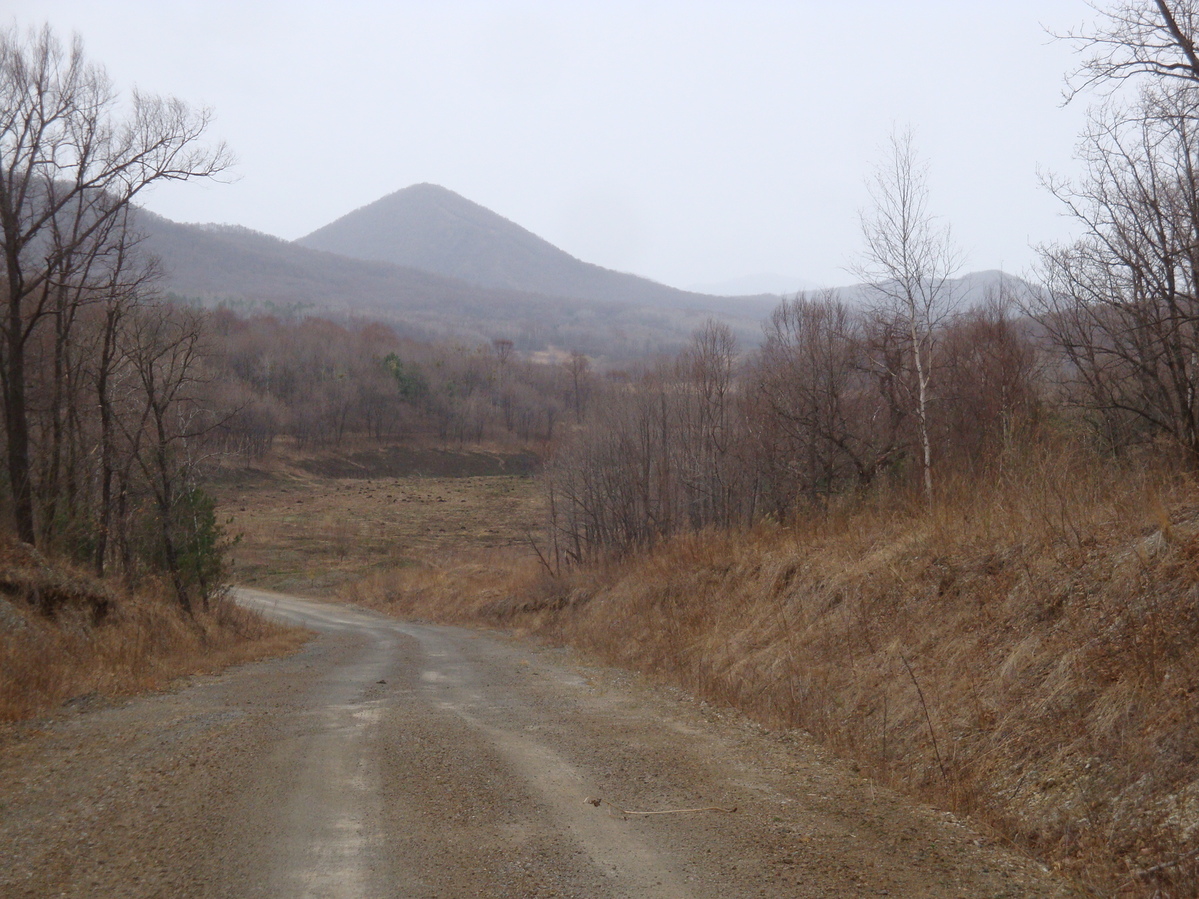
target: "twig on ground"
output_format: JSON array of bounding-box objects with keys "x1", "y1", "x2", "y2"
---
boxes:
[
  {"x1": 1128, "y1": 847, "x2": 1199, "y2": 883},
  {"x1": 584, "y1": 796, "x2": 738, "y2": 816}
]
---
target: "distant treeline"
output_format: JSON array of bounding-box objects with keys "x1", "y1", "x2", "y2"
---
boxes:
[
  {"x1": 545, "y1": 244, "x2": 1199, "y2": 565},
  {"x1": 205, "y1": 309, "x2": 592, "y2": 455}
]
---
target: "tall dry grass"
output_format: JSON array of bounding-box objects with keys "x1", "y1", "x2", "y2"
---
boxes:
[
  {"x1": 0, "y1": 543, "x2": 306, "y2": 722},
  {"x1": 354, "y1": 439, "x2": 1199, "y2": 897}
]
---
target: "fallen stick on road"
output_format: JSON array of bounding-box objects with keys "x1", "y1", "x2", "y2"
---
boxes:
[{"x1": 585, "y1": 796, "x2": 738, "y2": 816}]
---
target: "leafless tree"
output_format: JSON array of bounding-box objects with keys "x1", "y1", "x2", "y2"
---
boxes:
[
  {"x1": 120, "y1": 303, "x2": 214, "y2": 610},
  {"x1": 675, "y1": 321, "x2": 741, "y2": 527},
  {"x1": 1038, "y1": 88, "x2": 1199, "y2": 464},
  {"x1": 854, "y1": 129, "x2": 962, "y2": 503},
  {"x1": 1060, "y1": 0, "x2": 1199, "y2": 98},
  {"x1": 1035, "y1": 3, "x2": 1199, "y2": 465},
  {"x1": 566, "y1": 350, "x2": 591, "y2": 423},
  {"x1": 937, "y1": 290, "x2": 1043, "y2": 471},
  {"x1": 0, "y1": 24, "x2": 228, "y2": 544},
  {"x1": 754, "y1": 292, "x2": 905, "y2": 502}
]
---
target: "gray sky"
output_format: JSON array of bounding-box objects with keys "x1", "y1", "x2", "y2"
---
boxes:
[{"x1": 10, "y1": 1, "x2": 1095, "y2": 291}]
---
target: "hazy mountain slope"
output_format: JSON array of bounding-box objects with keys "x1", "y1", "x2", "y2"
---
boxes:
[
  {"x1": 135, "y1": 200, "x2": 1028, "y2": 361},
  {"x1": 295, "y1": 183, "x2": 773, "y2": 311},
  {"x1": 133, "y1": 210, "x2": 769, "y2": 358},
  {"x1": 824, "y1": 269, "x2": 1035, "y2": 310},
  {"x1": 690, "y1": 273, "x2": 822, "y2": 296},
  {"x1": 137, "y1": 210, "x2": 529, "y2": 315}
]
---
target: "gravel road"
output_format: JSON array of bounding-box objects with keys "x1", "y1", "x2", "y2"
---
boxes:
[{"x1": 0, "y1": 589, "x2": 1081, "y2": 898}]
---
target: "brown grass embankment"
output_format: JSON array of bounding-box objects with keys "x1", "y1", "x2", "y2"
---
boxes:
[
  {"x1": 351, "y1": 444, "x2": 1199, "y2": 897},
  {"x1": 0, "y1": 540, "x2": 306, "y2": 723}
]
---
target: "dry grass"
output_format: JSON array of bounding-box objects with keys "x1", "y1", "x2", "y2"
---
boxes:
[
  {"x1": 0, "y1": 542, "x2": 306, "y2": 723},
  {"x1": 356, "y1": 440, "x2": 1199, "y2": 897},
  {"x1": 210, "y1": 440, "x2": 544, "y2": 594},
  {"x1": 340, "y1": 546, "x2": 553, "y2": 624}
]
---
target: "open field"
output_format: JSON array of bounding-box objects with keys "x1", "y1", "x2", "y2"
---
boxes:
[{"x1": 210, "y1": 441, "x2": 545, "y2": 595}]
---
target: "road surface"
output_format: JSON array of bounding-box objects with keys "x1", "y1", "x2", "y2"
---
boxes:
[{"x1": 0, "y1": 589, "x2": 1079, "y2": 898}]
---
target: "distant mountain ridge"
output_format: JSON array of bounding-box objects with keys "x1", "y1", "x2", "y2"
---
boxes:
[
  {"x1": 689, "y1": 273, "x2": 824, "y2": 297},
  {"x1": 825, "y1": 269, "x2": 1034, "y2": 310},
  {"x1": 132, "y1": 208, "x2": 775, "y2": 360},
  {"x1": 295, "y1": 183, "x2": 768, "y2": 310},
  {"x1": 134, "y1": 184, "x2": 1034, "y2": 361}
]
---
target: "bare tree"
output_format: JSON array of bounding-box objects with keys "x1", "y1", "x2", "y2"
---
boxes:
[
  {"x1": 0, "y1": 25, "x2": 229, "y2": 544},
  {"x1": 937, "y1": 289, "x2": 1043, "y2": 470},
  {"x1": 566, "y1": 350, "x2": 591, "y2": 423},
  {"x1": 1038, "y1": 88, "x2": 1199, "y2": 464},
  {"x1": 676, "y1": 321, "x2": 741, "y2": 527},
  {"x1": 1061, "y1": 1, "x2": 1199, "y2": 98},
  {"x1": 121, "y1": 303, "x2": 214, "y2": 611},
  {"x1": 754, "y1": 292, "x2": 905, "y2": 502},
  {"x1": 1036, "y1": 3, "x2": 1199, "y2": 465},
  {"x1": 854, "y1": 129, "x2": 962, "y2": 503}
]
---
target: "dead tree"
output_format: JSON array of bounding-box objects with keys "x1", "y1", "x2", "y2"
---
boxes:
[
  {"x1": 1060, "y1": 0, "x2": 1199, "y2": 98},
  {"x1": 120, "y1": 303, "x2": 212, "y2": 611},
  {"x1": 1038, "y1": 3, "x2": 1199, "y2": 464}
]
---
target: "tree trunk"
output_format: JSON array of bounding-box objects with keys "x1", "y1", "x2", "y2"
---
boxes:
[{"x1": 4, "y1": 302, "x2": 35, "y2": 544}]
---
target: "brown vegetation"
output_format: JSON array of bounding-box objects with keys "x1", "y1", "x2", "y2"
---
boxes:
[
  {"x1": 352, "y1": 443, "x2": 1199, "y2": 897},
  {"x1": 211, "y1": 440, "x2": 543, "y2": 594},
  {"x1": 7, "y1": 7, "x2": 1199, "y2": 894},
  {"x1": 0, "y1": 537, "x2": 304, "y2": 723},
  {"x1": 319, "y1": 13, "x2": 1199, "y2": 881},
  {"x1": 0, "y1": 25, "x2": 231, "y2": 609},
  {"x1": 206, "y1": 311, "x2": 582, "y2": 456}
]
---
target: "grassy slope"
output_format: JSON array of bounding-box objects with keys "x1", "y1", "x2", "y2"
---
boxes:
[
  {"x1": 359, "y1": 446, "x2": 1199, "y2": 897},
  {"x1": 0, "y1": 539, "x2": 306, "y2": 722}
]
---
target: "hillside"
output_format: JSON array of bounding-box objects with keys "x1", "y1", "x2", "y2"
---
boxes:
[
  {"x1": 0, "y1": 536, "x2": 303, "y2": 721},
  {"x1": 135, "y1": 209, "x2": 773, "y2": 360},
  {"x1": 827, "y1": 269, "x2": 1036, "y2": 310},
  {"x1": 295, "y1": 183, "x2": 776, "y2": 310},
  {"x1": 136, "y1": 194, "x2": 1029, "y2": 361},
  {"x1": 137, "y1": 209, "x2": 561, "y2": 326},
  {"x1": 352, "y1": 451, "x2": 1199, "y2": 896}
]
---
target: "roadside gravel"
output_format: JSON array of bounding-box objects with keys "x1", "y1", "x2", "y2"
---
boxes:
[{"x1": 0, "y1": 590, "x2": 1083, "y2": 898}]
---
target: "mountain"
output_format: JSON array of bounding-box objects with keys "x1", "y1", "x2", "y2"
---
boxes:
[
  {"x1": 132, "y1": 210, "x2": 772, "y2": 360},
  {"x1": 826, "y1": 269, "x2": 1035, "y2": 310},
  {"x1": 295, "y1": 183, "x2": 773, "y2": 311},
  {"x1": 134, "y1": 184, "x2": 1031, "y2": 362},
  {"x1": 689, "y1": 273, "x2": 823, "y2": 296}
]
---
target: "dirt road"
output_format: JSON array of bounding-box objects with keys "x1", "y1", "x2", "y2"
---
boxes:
[{"x1": 0, "y1": 590, "x2": 1079, "y2": 898}]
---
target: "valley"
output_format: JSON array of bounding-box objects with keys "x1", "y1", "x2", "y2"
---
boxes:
[{"x1": 4, "y1": 3, "x2": 1199, "y2": 894}]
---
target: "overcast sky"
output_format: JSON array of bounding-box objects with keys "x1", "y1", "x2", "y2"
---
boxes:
[{"x1": 9, "y1": 1, "x2": 1097, "y2": 292}]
